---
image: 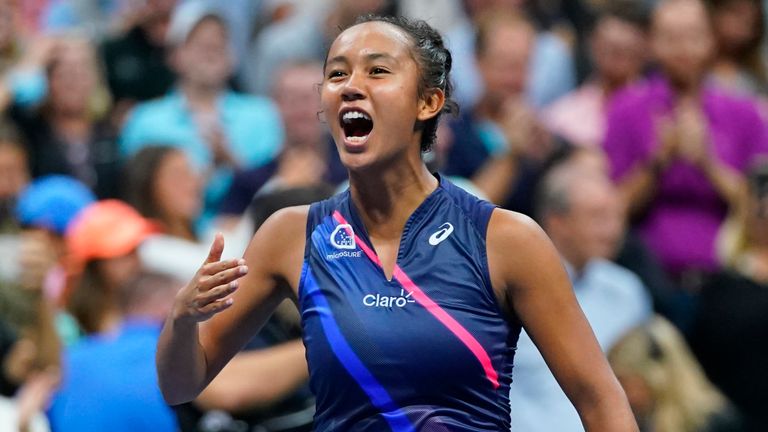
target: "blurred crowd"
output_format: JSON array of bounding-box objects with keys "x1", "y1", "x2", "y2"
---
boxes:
[{"x1": 0, "y1": 0, "x2": 766, "y2": 431}]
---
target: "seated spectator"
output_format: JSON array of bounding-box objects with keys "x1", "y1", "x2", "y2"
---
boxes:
[
  {"x1": 63, "y1": 199, "x2": 156, "y2": 335},
  {"x1": 124, "y1": 145, "x2": 253, "y2": 281},
  {"x1": 101, "y1": 0, "x2": 176, "y2": 113},
  {"x1": 444, "y1": 0, "x2": 576, "y2": 108},
  {"x1": 705, "y1": 0, "x2": 767, "y2": 95},
  {"x1": 691, "y1": 161, "x2": 768, "y2": 431},
  {"x1": 219, "y1": 61, "x2": 346, "y2": 221},
  {"x1": 610, "y1": 316, "x2": 741, "y2": 432},
  {"x1": 13, "y1": 175, "x2": 95, "y2": 296},
  {"x1": 446, "y1": 10, "x2": 560, "y2": 213},
  {"x1": 120, "y1": 1, "x2": 284, "y2": 221},
  {"x1": 48, "y1": 272, "x2": 180, "y2": 431},
  {"x1": 603, "y1": 0, "x2": 768, "y2": 284},
  {"x1": 8, "y1": 36, "x2": 121, "y2": 199},
  {"x1": 125, "y1": 145, "x2": 202, "y2": 241},
  {"x1": 0, "y1": 176, "x2": 95, "y2": 355},
  {"x1": 509, "y1": 159, "x2": 652, "y2": 431},
  {"x1": 241, "y1": 0, "x2": 395, "y2": 95},
  {"x1": 543, "y1": 0, "x2": 650, "y2": 148},
  {"x1": 537, "y1": 146, "x2": 682, "y2": 322}
]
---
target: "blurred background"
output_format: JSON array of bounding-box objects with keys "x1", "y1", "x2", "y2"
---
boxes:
[{"x1": 0, "y1": 0, "x2": 766, "y2": 431}]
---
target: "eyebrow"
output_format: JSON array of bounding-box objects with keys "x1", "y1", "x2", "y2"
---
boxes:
[{"x1": 325, "y1": 52, "x2": 397, "y2": 66}]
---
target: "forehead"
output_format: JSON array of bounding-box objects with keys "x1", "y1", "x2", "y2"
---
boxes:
[
  {"x1": 327, "y1": 22, "x2": 414, "y2": 63},
  {"x1": 652, "y1": 0, "x2": 709, "y2": 32}
]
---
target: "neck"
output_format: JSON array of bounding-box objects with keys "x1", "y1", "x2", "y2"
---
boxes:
[
  {"x1": 98, "y1": 306, "x2": 122, "y2": 334},
  {"x1": 667, "y1": 75, "x2": 703, "y2": 97},
  {"x1": 596, "y1": 75, "x2": 635, "y2": 97},
  {"x1": 348, "y1": 156, "x2": 437, "y2": 241},
  {"x1": 181, "y1": 81, "x2": 220, "y2": 111},
  {"x1": 552, "y1": 240, "x2": 588, "y2": 275},
  {"x1": 567, "y1": 256, "x2": 589, "y2": 275}
]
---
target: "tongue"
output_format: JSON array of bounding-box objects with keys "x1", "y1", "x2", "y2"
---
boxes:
[{"x1": 345, "y1": 118, "x2": 372, "y2": 137}]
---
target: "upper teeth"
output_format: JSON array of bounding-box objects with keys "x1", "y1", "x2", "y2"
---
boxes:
[{"x1": 342, "y1": 111, "x2": 371, "y2": 122}]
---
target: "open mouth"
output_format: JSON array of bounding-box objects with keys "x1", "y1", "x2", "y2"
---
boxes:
[{"x1": 340, "y1": 109, "x2": 373, "y2": 143}]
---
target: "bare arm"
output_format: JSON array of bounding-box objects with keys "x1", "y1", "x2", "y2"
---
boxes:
[
  {"x1": 195, "y1": 339, "x2": 308, "y2": 413},
  {"x1": 487, "y1": 210, "x2": 638, "y2": 432},
  {"x1": 156, "y1": 207, "x2": 308, "y2": 405}
]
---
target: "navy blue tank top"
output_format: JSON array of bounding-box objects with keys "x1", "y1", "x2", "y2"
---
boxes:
[{"x1": 299, "y1": 175, "x2": 522, "y2": 431}]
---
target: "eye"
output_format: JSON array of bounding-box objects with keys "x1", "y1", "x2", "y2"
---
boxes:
[
  {"x1": 327, "y1": 70, "x2": 346, "y2": 80},
  {"x1": 370, "y1": 67, "x2": 389, "y2": 75}
]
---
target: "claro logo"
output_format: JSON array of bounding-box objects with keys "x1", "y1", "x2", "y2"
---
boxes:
[{"x1": 363, "y1": 289, "x2": 416, "y2": 308}]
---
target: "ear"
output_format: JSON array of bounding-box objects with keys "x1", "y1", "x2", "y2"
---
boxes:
[
  {"x1": 417, "y1": 88, "x2": 445, "y2": 122},
  {"x1": 167, "y1": 48, "x2": 183, "y2": 74}
]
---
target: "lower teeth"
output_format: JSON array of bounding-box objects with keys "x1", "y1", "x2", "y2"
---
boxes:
[{"x1": 347, "y1": 135, "x2": 368, "y2": 143}]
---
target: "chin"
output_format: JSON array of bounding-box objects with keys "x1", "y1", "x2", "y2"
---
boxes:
[{"x1": 338, "y1": 150, "x2": 379, "y2": 172}]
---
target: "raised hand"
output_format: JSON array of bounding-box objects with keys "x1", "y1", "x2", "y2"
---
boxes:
[{"x1": 171, "y1": 233, "x2": 248, "y2": 324}]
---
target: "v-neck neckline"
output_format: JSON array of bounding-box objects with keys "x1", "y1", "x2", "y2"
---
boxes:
[{"x1": 345, "y1": 174, "x2": 444, "y2": 282}]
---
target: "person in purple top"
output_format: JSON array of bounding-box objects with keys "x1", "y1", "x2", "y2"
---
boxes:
[{"x1": 603, "y1": 0, "x2": 768, "y2": 285}]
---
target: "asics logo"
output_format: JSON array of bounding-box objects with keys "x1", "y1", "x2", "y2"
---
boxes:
[
  {"x1": 330, "y1": 224, "x2": 356, "y2": 250},
  {"x1": 428, "y1": 222, "x2": 454, "y2": 246},
  {"x1": 363, "y1": 289, "x2": 415, "y2": 308}
]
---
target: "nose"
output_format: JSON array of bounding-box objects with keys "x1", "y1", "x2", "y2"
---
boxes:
[{"x1": 341, "y1": 72, "x2": 366, "y2": 102}]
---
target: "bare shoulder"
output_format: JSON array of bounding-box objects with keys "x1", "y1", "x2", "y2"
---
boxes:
[
  {"x1": 487, "y1": 208, "x2": 548, "y2": 247},
  {"x1": 255, "y1": 205, "x2": 311, "y2": 239},
  {"x1": 245, "y1": 205, "x2": 310, "y2": 290},
  {"x1": 486, "y1": 208, "x2": 566, "y2": 306}
]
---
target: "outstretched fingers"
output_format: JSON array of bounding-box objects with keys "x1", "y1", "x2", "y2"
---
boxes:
[{"x1": 197, "y1": 262, "x2": 248, "y2": 292}]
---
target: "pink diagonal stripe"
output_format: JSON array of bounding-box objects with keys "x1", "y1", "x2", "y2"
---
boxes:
[{"x1": 332, "y1": 211, "x2": 500, "y2": 389}]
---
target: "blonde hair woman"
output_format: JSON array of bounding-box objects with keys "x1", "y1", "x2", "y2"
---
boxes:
[
  {"x1": 9, "y1": 35, "x2": 121, "y2": 199},
  {"x1": 609, "y1": 316, "x2": 740, "y2": 432}
]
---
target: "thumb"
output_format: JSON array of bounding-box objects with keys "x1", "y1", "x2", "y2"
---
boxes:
[{"x1": 203, "y1": 233, "x2": 225, "y2": 265}]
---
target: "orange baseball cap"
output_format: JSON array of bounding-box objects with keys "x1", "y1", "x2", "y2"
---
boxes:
[{"x1": 65, "y1": 200, "x2": 158, "y2": 271}]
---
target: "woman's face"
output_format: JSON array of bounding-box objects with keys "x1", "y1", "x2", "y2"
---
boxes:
[
  {"x1": 712, "y1": 0, "x2": 761, "y2": 55},
  {"x1": 0, "y1": 143, "x2": 28, "y2": 199},
  {"x1": 48, "y1": 41, "x2": 97, "y2": 116},
  {"x1": 321, "y1": 22, "x2": 436, "y2": 171},
  {"x1": 0, "y1": 2, "x2": 15, "y2": 52},
  {"x1": 176, "y1": 18, "x2": 232, "y2": 89},
  {"x1": 651, "y1": 0, "x2": 715, "y2": 86},
  {"x1": 152, "y1": 150, "x2": 202, "y2": 224},
  {"x1": 97, "y1": 250, "x2": 141, "y2": 289}
]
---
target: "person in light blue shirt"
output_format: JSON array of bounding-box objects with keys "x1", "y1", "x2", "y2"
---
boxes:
[
  {"x1": 48, "y1": 272, "x2": 181, "y2": 432},
  {"x1": 120, "y1": 1, "x2": 283, "y2": 222},
  {"x1": 509, "y1": 158, "x2": 652, "y2": 431}
]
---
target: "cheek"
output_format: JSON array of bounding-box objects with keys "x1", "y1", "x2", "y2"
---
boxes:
[{"x1": 319, "y1": 86, "x2": 339, "y2": 129}]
